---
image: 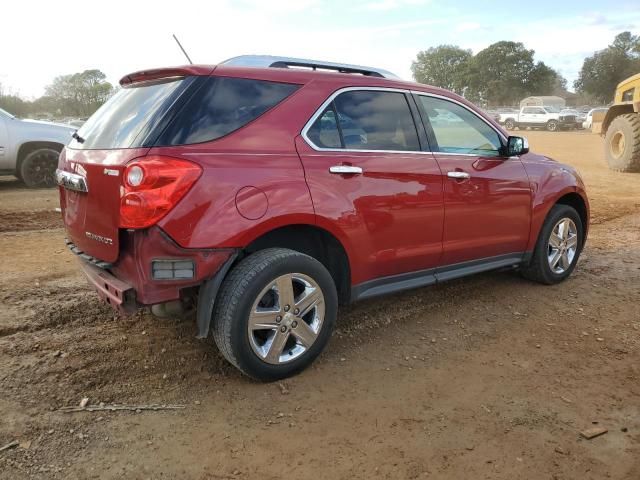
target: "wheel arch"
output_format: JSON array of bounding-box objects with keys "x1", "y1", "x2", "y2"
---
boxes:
[
  {"x1": 602, "y1": 104, "x2": 635, "y2": 134},
  {"x1": 554, "y1": 192, "x2": 589, "y2": 246},
  {"x1": 242, "y1": 224, "x2": 352, "y2": 305},
  {"x1": 526, "y1": 186, "x2": 590, "y2": 255},
  {"x1": 16, "y1": 141, "x2": 64, "y2": 173}
]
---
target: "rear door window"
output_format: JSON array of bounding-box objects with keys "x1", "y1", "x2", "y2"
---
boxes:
[
  {"x1": 306, "y1": 106, "x2": 342, "y2": 149},
  {"x1": 305, "y1": 90, "x2": 420, "y2": 152},
  {"x1": 332, "y1": 90, "x2": 420, "y2": 151},
  {"x1": 156, "y1": 77, "x2": 299, "y2": 145}
]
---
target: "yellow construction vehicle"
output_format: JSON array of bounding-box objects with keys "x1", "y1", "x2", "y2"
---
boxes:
[{"x1": 602, "y1": 73, "x2": 640, "y2": 172}]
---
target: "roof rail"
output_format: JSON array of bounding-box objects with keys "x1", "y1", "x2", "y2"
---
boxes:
[{"x1": 220, "y1": 55, "x2": 400, "y2": 79}]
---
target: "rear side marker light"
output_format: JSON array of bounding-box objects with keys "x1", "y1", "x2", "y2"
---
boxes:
[
  {"x1": 120, "y1": 156, "x2": 202, "y2": 229},
  {"x1": 152, "y1": 260, "x2": 195, "y2": 280}
]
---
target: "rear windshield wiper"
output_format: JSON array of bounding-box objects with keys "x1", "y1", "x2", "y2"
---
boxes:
[{"x1": 72, "y1": 131, "x2": 85, "y2": 144}]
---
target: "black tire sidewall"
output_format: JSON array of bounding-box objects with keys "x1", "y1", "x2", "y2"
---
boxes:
[
  {"x1": 605, "y1": 115, "x2": 640, "y2": 172},
  {"x1": 534, "y1": 205, "x2": 583, "y2": 284},
  {"x1": 224, "y1": 252, "x2": 337, "y2": 381},
  {"x1": 20, "y1": 148, "x2": 59, "y2": 188},
  {"x1": 547, "y1": 121, "x2": 558, "y2": 132}
]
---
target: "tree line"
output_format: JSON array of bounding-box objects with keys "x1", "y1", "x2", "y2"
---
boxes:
[
  {"x1": 0, "y1": 69, "x2": 114, "y2": 118},
  {"x1": 2, "y1": 32, "x2": 638, "y2": 118},
  {"x1": 412, "y1": 31, "x2": 639, "y2": 106}
]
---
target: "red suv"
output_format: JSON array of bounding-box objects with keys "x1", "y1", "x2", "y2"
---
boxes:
[{"x1": 57, "y1": 55, "x2": 589, "y2": 380}]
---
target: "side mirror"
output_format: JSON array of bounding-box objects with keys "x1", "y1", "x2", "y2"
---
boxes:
[{"x1": 505, "y1": 136, "x2": 529, "y2": 156}]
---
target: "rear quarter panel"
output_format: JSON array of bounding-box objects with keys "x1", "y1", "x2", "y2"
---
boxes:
[{"x1": 154, "y1": 80, "x2": 330, "y2": 249}]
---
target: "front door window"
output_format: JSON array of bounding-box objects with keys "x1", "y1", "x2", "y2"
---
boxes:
[{"x1": 418, "y1": 96, "x2": 502, "y2": 156}]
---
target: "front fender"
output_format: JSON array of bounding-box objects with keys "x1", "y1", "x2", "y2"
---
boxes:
[{"x1": 522, "y1": 155, "x2": 589, "y2": 251}]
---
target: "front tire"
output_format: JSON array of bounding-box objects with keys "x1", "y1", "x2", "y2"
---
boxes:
[
  {"x1": 505, "y1": 118, "x2": 516, "y2": 130},
  {"x1": 546, "y1": 120, "x2": 558, "y2": 132},
  {"x1": 19, "y1": 148, "x2": 60, "y2": 188},
  {"x1": 212, "y1": 248, "x2": 338, "y2": 381},
  {"x1": 521, "y1": 204, "x2": 584, "y2": 285}
]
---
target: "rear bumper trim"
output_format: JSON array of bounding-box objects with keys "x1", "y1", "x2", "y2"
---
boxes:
[
  {"x1": 65, "y1": 238, "x2": 112, "y2": 269},
  {"x1": 77, "y1": 259, "x2": 136, "y2": 314}
]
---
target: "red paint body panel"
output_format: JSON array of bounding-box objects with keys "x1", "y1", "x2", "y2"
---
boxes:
[
  {"x1": 57, "y1": 63, "x2": 589, "y2": 310},
  {"x1": 296, "y1": 137, "x2": 444, "y2": 284},
  {"x1": 119, "y1": 65, "x2": 216, "y2": 86},
  {"x1": 77, "y1": 259, "x2": 135, "y2": 314},
  {"x1": 520, "y1": 153, "x2": 590, "y2": 251},
  {"x1": 58, "y1": 147, "x2": 149, "y2": 262},
  {"x1": 433, "y1": 154, "x2": 532, "y2": 265},
  {"x1": 111, "y1": 227, "x2": 234, "y2": 305}
]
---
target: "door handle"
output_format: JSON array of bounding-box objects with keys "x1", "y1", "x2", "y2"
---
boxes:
[
  {"x1": 329, "y1": 165, "x2": 363, "y2": 175},
  {"x1": 447, "y1": 171, "x2": 471, "y2": 180}
]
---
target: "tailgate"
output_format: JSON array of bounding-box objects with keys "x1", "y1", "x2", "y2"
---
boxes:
[{"x1": 58, "y1": 147, "x2": 149, "y2": 262}]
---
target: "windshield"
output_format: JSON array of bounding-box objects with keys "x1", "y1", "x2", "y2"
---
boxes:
[{"x1": 0, "y1": 107, "x2": 15, "y2": 118}]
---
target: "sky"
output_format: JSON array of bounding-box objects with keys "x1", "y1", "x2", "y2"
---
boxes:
[{"x1": 1, "y1": 0, "x2": 639, "y2": 99}]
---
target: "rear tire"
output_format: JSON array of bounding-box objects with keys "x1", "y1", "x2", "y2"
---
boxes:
[
  {"x1": 604, "y1": 114, "x2": 640, "y2": 173},
  {"x1": 19, "y1": 148, "x2": 60, "y2": 188},
  {"x1": 505, "y1": 118, "x2": 516, "y2": 130},
  {"x1": 212, "y1": 248, "x2": 338, "y2": 381},
  {"x1": 521, "y1": 204, "x2": 584, "y2": 285}
]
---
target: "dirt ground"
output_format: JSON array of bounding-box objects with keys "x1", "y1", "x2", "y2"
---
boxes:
[{"x1": 1, "y1": 131, "x2": 639, "y2": 480}]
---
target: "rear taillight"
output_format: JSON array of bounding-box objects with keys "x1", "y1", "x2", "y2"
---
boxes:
[{"x1": 119, "y1": 156, "x2": 202, "y2": 229}]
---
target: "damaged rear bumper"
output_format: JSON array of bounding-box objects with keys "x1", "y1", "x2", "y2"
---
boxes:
[
  {"x1": 67, "y1": 226, "x2": 236, "y2": 314},
  {"x1": 77, "y1": 259, "x2": 137, "y2": 314}
]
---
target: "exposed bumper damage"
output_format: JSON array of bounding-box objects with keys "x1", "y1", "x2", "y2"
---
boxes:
[{"x1": 67, "y1": 226, "x2": 236, "y2": 314}]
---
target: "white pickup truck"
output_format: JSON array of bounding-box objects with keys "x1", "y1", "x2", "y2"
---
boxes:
[
  {"x1": 498, "y1": 106, "x2": 580, "y2": 132},
  {"x1": 0, "y1": 107, "x2": 75, "y2": 187}
]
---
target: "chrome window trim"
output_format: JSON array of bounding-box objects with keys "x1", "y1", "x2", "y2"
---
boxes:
[
  {"x1": 411, "y1": 91, "x2": 508, "y2": 144},
  {"x1": 301, "y1": 87, "x2": 508, "y2": 155},
  {"x1": 300, "y1": 86, "x2": 428, "y2": 155}
]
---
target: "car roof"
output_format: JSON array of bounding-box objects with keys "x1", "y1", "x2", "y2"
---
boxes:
[
  {"x1": 118, "y1": 62, "x2": 502, "y2": 131},
  {"x1": 120, "y1": 63, "x2": 454, "y2": 97}
]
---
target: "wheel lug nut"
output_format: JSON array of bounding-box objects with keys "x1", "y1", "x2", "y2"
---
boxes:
[
  {"x1": 284, "y1": 305, "x2": 290, "y2": 312},
  {"x1": 280, "y1": 326, "x2": 287, "y2": 333},
  {"x1": 291, "y1": 321, "x2": 298, "y2": 328},
  {"x1": 294, "y1": 308, "x2": 300, "y2": 315},
  {"x1": 276, "y1": 316, "x2": 282, "y2": 323}
]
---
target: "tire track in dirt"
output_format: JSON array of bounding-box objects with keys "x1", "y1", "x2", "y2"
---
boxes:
[{"x1": 0, "y1": 210, "x2": 62, "y2": 233}]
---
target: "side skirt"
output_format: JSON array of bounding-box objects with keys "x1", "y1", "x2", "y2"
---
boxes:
[{"x1": 351, "y1": 252, "x2": 527, "y2": 302}]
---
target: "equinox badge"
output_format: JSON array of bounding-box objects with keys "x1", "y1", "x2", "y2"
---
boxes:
[{"x1": 85, "y1": 231, "x2": 113, "y2": 245}]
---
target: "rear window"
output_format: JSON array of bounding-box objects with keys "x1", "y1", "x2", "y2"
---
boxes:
[
  {"x1": 69, "y1": 77, "x2": 191, "y2": 150},
  {"x1": 155, "y1": 77, "x2": 300, "y2": 146}
]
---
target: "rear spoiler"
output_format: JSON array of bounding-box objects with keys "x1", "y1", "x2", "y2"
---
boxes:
[{"x1": 119, "y1": 65, "x2": 216, "y2": 86}]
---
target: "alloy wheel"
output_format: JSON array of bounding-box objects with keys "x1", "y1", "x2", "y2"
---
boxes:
[
  {"x1": 23, "y1": 149, "x2": 59, "y2": 187},
  {"x1": 547, "y1": 218, "x2": 578, "y2": 274},
  {"x1": 247, "y1": 273, "x2": 325, "y2": 365}
]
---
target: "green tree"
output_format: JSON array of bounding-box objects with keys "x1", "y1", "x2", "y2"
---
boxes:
[
  {"x1": 44, "y1": 69, "x2": 113, "y2": 116},
  {"x1": 411, "y1": 45, "x2": 472, "y2": 95},
  {"x1": 574, "y1": 31, "x2": 640, "y2": 103},
  {"x1": 0, "y1": 94, "x2": 30, "y2": 117},
  {"x1": 465, "y1": 41, "x2": 560, "y2": 106}
]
